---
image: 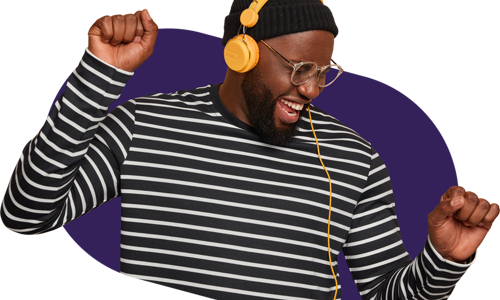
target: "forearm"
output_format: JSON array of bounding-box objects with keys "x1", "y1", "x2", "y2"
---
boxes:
[
  {"x1": 346, "y1": 148, "x2": 473, "y2": 299},
  {"x1": 368, "y1": 237, "x2": 472, "y2": 300},
  {"x1": 1, "y1": 50, "x2": 133, "y2": 234}
]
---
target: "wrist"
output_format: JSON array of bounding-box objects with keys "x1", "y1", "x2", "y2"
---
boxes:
[
  {"x1": 443, "y1": 254, "x2": 475, "y2": 265},
  {"x1": 442, "y1": 255, "x2": 466, "y2": 264},
  {"x1": 427, "y1": 236, "x2": 476, "y2": 267}
]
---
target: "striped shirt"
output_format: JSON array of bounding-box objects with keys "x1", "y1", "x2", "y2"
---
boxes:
[{"x1": 1, "y1": 49, "x2": 473, "y2": 300}]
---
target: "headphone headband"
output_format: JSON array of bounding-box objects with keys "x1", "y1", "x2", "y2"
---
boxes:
[
  {"x1": 240, "y1": 0, "x2": 269, "y2": 28},
  {"x1": 224, "y1": 0, "x2": 328, "y2": 73},
  {"x1": 242, "y1": 0, "x2": 323, "y2": 28}
]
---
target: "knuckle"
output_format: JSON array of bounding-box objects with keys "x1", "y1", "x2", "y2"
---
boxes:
[
  {"x1": 100, "y1": 15, "x2": 112, "y2": 25},
  {"x1": 112, "y1": 15, "x2": 124, "y2": 21},
  {"x1": 465, "y1": 191, "x2": 479, "y2": 203},
  {"x1": 479, "y1": 199, "x2": 490, "y2": 210},
  {"x1": 443, "y1": 186, "x2": 464, "y2": 199},
  {"x1": 98, "y1": 14, "x2": 109, "y2": 23},
  {"x1": 125, "y1": 14, "x2": 136, "y2": 21}
]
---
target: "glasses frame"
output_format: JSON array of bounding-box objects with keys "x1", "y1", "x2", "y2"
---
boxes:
[{"x1": 261, "y1": 39, "x2": 344, "y2": 88}]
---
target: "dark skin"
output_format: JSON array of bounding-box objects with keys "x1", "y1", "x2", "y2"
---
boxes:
[
  {"x1": 429, "y1": 187, "x2": 499, "y2": 262},
  {"x1": 218, "y1": 30, "x2": 500, "y2": 263},
  {"x1": 88, "y1": 10, "x2": 499, "y2": 263},
  {"x1": 219, "y1": 30, "x2": 333, "y2": 130}
]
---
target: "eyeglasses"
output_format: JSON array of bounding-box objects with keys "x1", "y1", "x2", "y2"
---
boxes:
[{"x1": 261, "y1": 40, "x2": 343, "y2": 88}]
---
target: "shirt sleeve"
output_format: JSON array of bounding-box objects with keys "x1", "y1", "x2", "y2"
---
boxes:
[
  {"x1": 1, "y1": 49, "x2": 136, "y2": 235},
  {"x1": 342, "y1": 146, "x2": 474, "y2": 300}
]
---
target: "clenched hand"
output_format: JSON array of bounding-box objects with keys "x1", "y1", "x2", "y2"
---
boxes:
[
  {"x1": 88, "y1": 10, "x2": 158, "y2": 72},
  {"x1": 428, "y1": 186, "x2": 499, "y2": 262}
]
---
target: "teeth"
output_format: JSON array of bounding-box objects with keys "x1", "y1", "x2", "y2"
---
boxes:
[
  {"x1": 281, "y1": 106, "x2": 297, "y2": 117},
  {"x1": 280, "y1": 98, "x2": 304, "y2": 111}
]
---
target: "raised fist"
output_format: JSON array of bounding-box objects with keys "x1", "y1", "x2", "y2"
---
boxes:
[
  {"x1": 428, "y1": 186, "x2": 499, "y2": 262},
  {"x1": 88, "y1": 10, "x2": 158, "y2": 72}
]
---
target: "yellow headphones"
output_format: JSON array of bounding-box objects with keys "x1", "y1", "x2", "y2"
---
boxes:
[
  {"x1": 224, "y1": 0, "x2": 324, "y2": 73},
  {"x1": 224, "y1": 2, "x2": 338, "y2": 299}
]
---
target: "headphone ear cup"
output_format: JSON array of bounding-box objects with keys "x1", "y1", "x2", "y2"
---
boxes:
[{"x1": 224, "y1": 34, "x2": 259, "y2": 73}]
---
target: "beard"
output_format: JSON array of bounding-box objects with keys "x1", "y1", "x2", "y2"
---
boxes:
[{"x1": 241, "y1": 67, "x2": 302, "y2": 146}]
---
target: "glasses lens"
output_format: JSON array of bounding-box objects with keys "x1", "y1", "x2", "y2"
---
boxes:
[
  {"x1": 318, "y1": 67, "x2": 340, "y2": 87},
  {"x1": 292, "y1": 63, "x2": 340, "y2": 87}
]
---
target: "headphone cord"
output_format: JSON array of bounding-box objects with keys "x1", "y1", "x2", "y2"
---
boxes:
[{"x1": 308, "y1": 106, "x2": 338, "y2": 300}]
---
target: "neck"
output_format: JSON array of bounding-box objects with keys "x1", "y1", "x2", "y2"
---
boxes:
[{"x1": 218, "y1": 68, "x2": 252, "y2": 126}]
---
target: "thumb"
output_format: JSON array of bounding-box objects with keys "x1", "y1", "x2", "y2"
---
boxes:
[
  {"x1": 428, "y1": 196, "x2": 464, "y2": 225},
  {"x1": 436, "y1": 196, "x2": 465, "y2": 218},
  {"x1": 140, "y1": 9, "x2": 159, "y2": 47},
  {"x1": 442, "y1": 196, "x2": 465, "y2": 215}
]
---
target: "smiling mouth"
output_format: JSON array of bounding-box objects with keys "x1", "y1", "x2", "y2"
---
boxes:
[
  {"x1": 279, "y1": 98, "x2": 304, "y2": 117},
  {"x1": 276, "y1": 98, "x2": 304, "y2": 125},
  {"x1": 279, "y1": 98, "x2": 304, "y2": 113}
]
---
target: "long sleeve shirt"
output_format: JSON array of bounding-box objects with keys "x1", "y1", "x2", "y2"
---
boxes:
[{"x1": 1, "y1": 49, "x2": 473, "y2": 300}]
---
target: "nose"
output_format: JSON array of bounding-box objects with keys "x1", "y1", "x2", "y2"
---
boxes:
[{"x1": 296, "y1": 76, "x2": 321, "y2": 101}]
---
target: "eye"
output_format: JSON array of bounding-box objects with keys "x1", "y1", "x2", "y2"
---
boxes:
[
  {"x1": 297, "y1": 65, "x2": 311, "y2": 73},
  {"x1": 295, "y1": 64, "x2": 313, "y2": 75}
]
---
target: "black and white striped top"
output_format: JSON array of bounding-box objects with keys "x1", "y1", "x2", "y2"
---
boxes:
[{"x1": 1, "y1": 49, "x2": 473, "y2": 300}]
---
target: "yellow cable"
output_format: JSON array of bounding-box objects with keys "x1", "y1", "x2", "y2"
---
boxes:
[{"x1": 308, "y1": 106, "x2": 338, "y2": 300}]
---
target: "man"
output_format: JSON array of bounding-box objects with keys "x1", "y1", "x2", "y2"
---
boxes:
[{"x1": 2, "y1": 0, "x2": 498, "y2": 299}]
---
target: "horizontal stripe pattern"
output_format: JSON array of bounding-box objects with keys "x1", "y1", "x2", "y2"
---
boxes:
[{"x1": 1, "y1": 50, "x2": 473, "y2": 300}]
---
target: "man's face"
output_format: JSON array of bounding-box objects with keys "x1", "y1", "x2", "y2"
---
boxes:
[
  {"x1": 241, "y1": 66, "x2": 297, "y2": 146},
  {"x1": 241, "y1": 30, "x2": 335, "y2": 146}
]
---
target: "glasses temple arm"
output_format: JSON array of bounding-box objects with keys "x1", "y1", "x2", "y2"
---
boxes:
[{"x1": 261, "y1": 40, "x2": 296, "y2": 68}]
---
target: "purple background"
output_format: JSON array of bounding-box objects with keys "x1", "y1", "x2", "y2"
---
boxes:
[{"x1": 57, "y1": 29, "x2": 457, "y2": 299}]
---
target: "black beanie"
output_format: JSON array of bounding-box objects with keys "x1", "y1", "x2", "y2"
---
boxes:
[{"x1": 222, "y1": 0, "x2": 338, "y2": 46}]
